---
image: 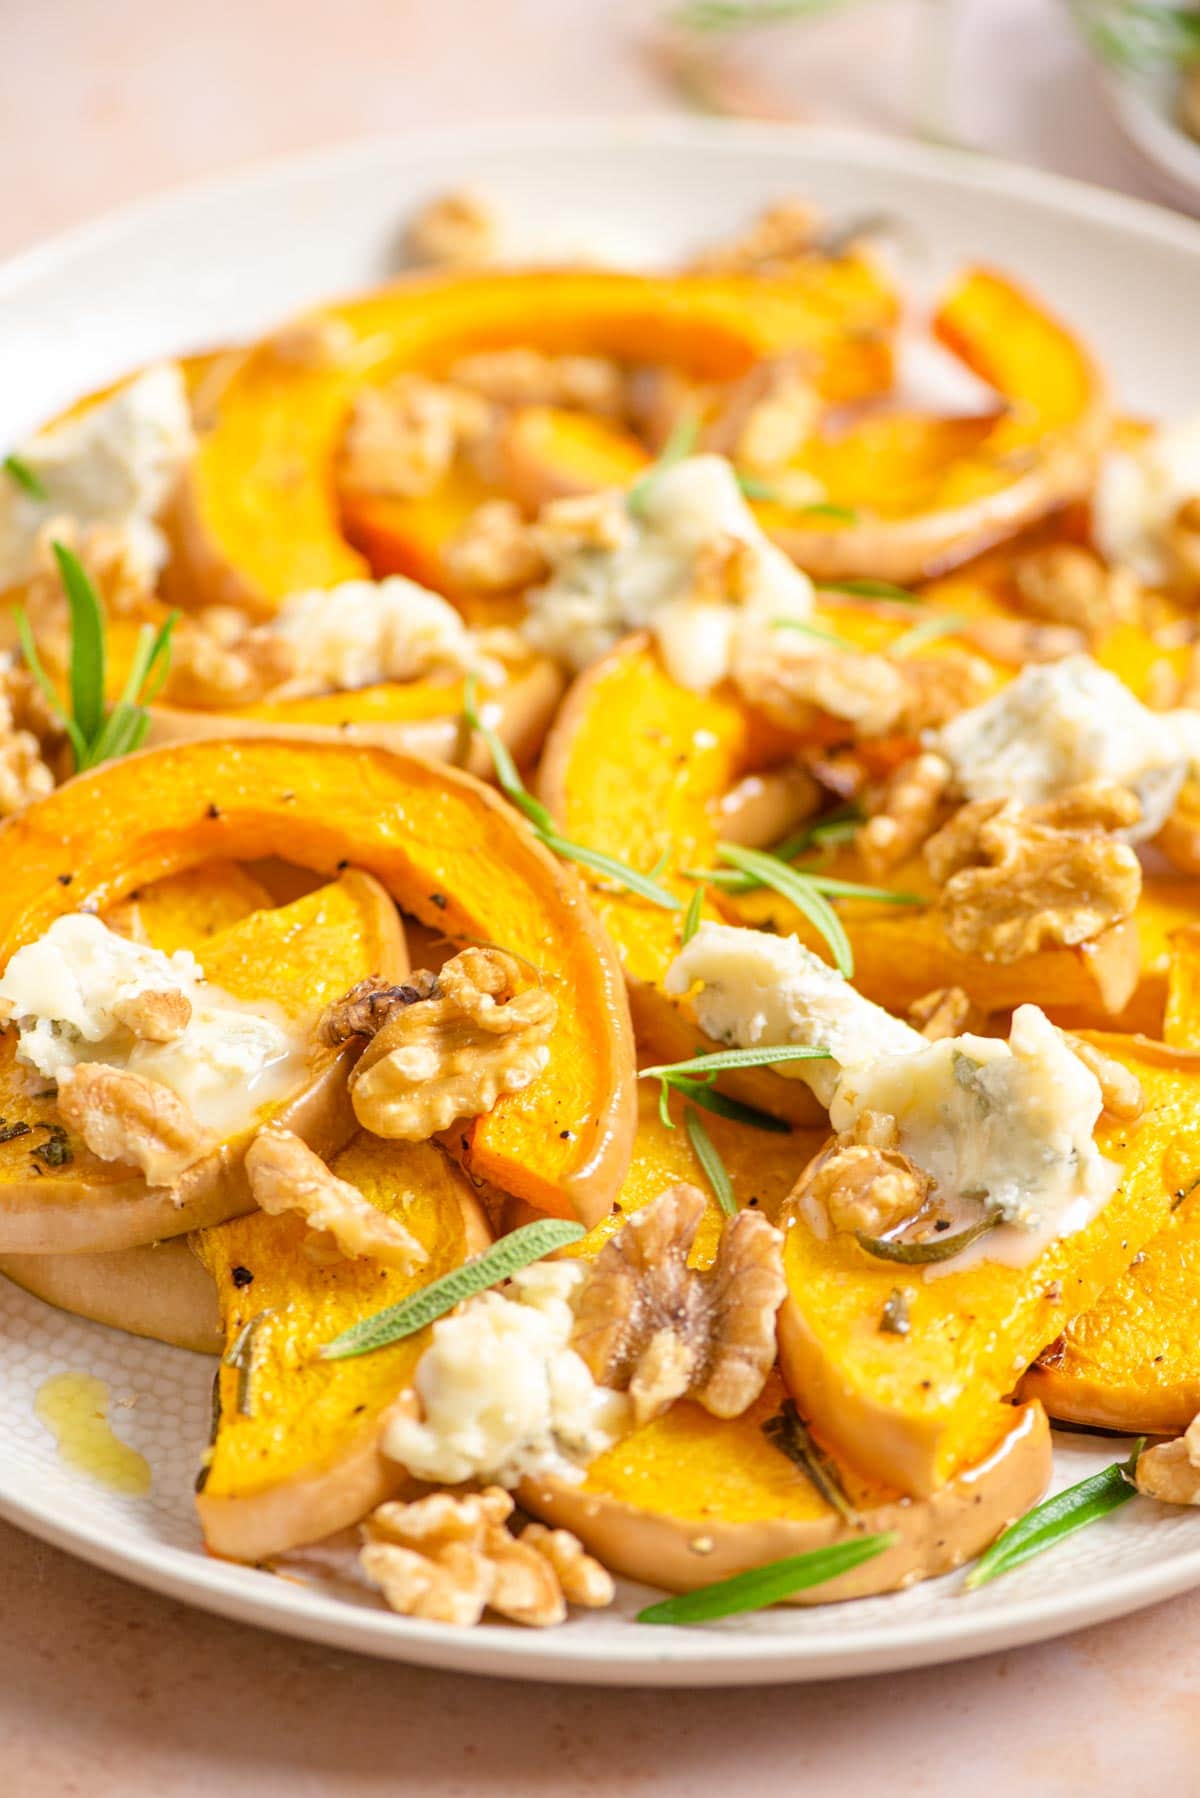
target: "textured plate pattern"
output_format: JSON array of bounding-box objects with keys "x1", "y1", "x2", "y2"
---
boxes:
[{"x1": 3, "y1": 120, "x2": 1200, "y2": 1683}]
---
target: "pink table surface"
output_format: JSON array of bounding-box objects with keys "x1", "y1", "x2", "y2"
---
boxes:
[{"x1": 2, "y1": 3, "x2": 1197, "y2": 1791}]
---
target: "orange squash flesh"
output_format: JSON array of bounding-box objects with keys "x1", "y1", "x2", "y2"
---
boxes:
[
  {"x1": 0, "y1": 869, "x2": 405, "y2": 1254},
  {"x1": 171, "y1": 265, "x2": 898, "y2": 616},
  {"x1": 537, "y1": 636, "x2": 816, "y2": 1125},
  {"x1": 195, "y1": 1131, "x2": 490, "y2": 1561},
  {"x1": 101, "y1": 860, "x2": 274, "y2": 951},
  {"x1": 0, "y1": 739, "x2": 636, "y2": 1227},
  {"x1": 778, "y1": 1035, "x2": 1200, "y2": 1495},
  {"x1": 1018, "y1": 934, "x2": 1200, "y2": 1433}
]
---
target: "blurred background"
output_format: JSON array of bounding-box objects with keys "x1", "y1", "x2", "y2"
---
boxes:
[{"x1": 6, "y1": 0, "x2": 1200, "y2": 260}]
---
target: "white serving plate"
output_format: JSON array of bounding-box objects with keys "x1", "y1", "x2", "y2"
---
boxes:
[
  {"x1": 1096, "y1": 59, "x2": 1200, "y2": 216},
  {"x1": 3, "y1": 118, "x2": 1200, "y2": 1687}
]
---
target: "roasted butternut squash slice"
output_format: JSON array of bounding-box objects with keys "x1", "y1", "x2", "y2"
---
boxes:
[
  {"x1": 0, "y1": 868, "x2": 404, "y2": 1255},
  {"x1": 195, "y1": 1131, "x2": 490, "y2": 1561},
  {"x1": 779, "y1": 1035, "x2": 1200, "y2": 1495},
  {"x1": 763, "y1": 268, "x2": 1109, "y2": 582},
  {"x1": 146, "y1": 655, "x2": 563, "y2": 777},
  {"x1": 0, "y1": 1239, "x2": 222, "y2": 1355},
  {"x1": 524, "y1": 1384, "x2": 1049, "y2": 1603},
  {"x1": 101, "y1": 860, "x2": 275, "y2": 952},
  {"x1": 170, "y1": 266, "x2": 897, "y2": 615},
  {"x1": 1017, "y1": 935, "x2": 1200, "y2": 1433},
  {"x1": 538, "y1": 636, "x2": 817, "y2": 1125},
  {"x1": 0, "y1": 739, "x2": 636, "y2": 1226}
]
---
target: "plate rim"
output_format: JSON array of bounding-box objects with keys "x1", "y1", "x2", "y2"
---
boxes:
[{"x1": 4, "y1": 113, "x2": 1200, "y2": 1684}]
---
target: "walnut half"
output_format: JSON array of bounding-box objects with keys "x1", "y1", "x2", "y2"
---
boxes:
[
  {"x1": 570, "y1": 1183, "x2": 786, "y2": 1426},
  {"x1": 55, "y1": 1064, "x2": 213, "y2": 1185},
  {"x1": 344, "y1": 947, "x2": 557, "y2": 1141},
  {"x1": 790, "y1": 1111, "x2": 931, "y2": 1238},
  {"x1": 245, "y1": 1125, "x2": 428, "y2": 1272},
  {"x1": 1135, "y1": 1414, "x2": 1200, "y2": 1508},
  {"x1": 360, "y1": 1486, "x2": 613, "y2": 1628},
  {"x1": 925, "y1": 782, "x2": 1142, "y2": 963}
]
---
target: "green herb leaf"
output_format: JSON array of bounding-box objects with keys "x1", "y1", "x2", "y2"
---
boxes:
[
  {"x1": 796, "y1": 502, "x2": 861, "y2": 524},
  {"x1": 541, "y1": 832, "x2": 680, "y2": 911},
  {"x1": 681, "y1": 884, "x2": 704, "y2": 945},
  {"x1": 714, "y1": 842, "x2": 854, "y2": 975},
  {"x1": 3, "y1": 453, "x2": 47, "y2": 501},
  {"x1": 763, "y1": 1399, "x2": 859, "y2": 1523},
  {"x1": 772, "y1": 617, "x2": 857, "y2": 649},
  {"x1": 735, "y1": 469, "x2": 780, "y2": 502},
  {"x1": 320, "y1": 1217, "x2": 587, "y2": 1360},
  {"x1": 627, "y1": 413, "x2": 701, "y2": 519},
  {"x1": 890, "y1": 612, "x2": 971, "y2": 656},
  {"x1": 14, "y1": 606, "x2": 86, "y2": 768},
  {"x1": 637, "y1": 1532, "x2": 896, "y2": 1625},
  {"x1": 965, "y1": 1438, "x2": 1145, "y2": 1590},
  {"x1": 223, "y1": 1310, "x2": 276, "y2": 1417},
  {"x1": 1069, "y1": 0, "x2": 1200, "y2": 72},
  {"x1": 52, "y1": 542, "x2": 107, "y2": 748},
  {"x1": 684, "y1": 1103, "x2": 737, "y2": 1215},
  {"x1": 855, "y1": 1207, "x2": 1002, "y2": 1265},
  {"x1": 642, "y1": 1043, "x2": 831, "y2": 1081},
  {"x1": 661, "y1": 1073, "x2": 792, "y2": 1132},
  {"x1": 816, "y1": 577, "x2": 917, "y2": 603}
]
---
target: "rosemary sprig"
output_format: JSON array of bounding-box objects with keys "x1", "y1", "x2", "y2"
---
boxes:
[
  {"x1": 655, "y1": 1071, "x2": 792, "y2": 1133},
  {"x1": 637, "y1": 1532, "x2": 896, "y2": 1624},
  {"x1": 965, "y1": 1438, "x2": 1145, "y2": 1590},
  {"x1": 684, "y1": 1103, "x2": 737, "y2": 1215},
  {"x1": 675, "y1": 0, "x2": 868, "y2": 33},
  {"x1": 796, "y1": 502, "x2": 861, "y2": 524},
  {"x1": 690, "y1": 857, "x2": 923, "y2": 907},
  {"x1": 890, "y1": 612, "x2": 971, "y2": 655},
  {"x1": 464, "y1": 680, "x2": 679, "y2": 911},
  {"x1": 3, "y1": 453, "x2": 47, "y2": 501},
  {"x1": 855, "y1": 1206, "x2": 1002, "y2": 1265},
  {"x1": 627, "y1": 413, "x2": 701, "y2": 520},
  {"x1": 16, "y1": 541, "x2": 179, "y2": 774},
  {"x1": 681, "y1": 884, "x2": 704, "y2": 945},
  {"x1": 735, "y1": 469, "x2": 780, "y2": 502},
  {"x1": 320, "y1": 1217, "x2": 586, "y2": 1360},
  {"x1": 763, "y1": 1398, "x2": 859, "y2": 1524},
  {"x1": 222, "y1": 1310, "x2": 276, "y2": 1417},
  {"x1": 711, "y1": 842, "x2": 854, "y2": 975},
  {"x1": 816, "y1": 577, "x2": 917, "y2": 603},
  {"x1": 772, "y1": 617, "x2": 857, "y2": 649}
]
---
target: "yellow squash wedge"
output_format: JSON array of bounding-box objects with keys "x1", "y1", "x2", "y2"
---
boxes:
[
  {"x1": 195, "y1": 1131, "x2": 490, "y2": 1561},
  {"x1": 0, "y1": 868, "x2": 404, "y2": 1254},
  {"x1": 778, "y1": 1034, "x2": 1200, "y2": 1494},
  {"x1": 0, "y1": 739, "x2": 636, "y2": 1227},
  {"x1": 0, "y1": 1239, "x2": 222, "y2": 1355}
]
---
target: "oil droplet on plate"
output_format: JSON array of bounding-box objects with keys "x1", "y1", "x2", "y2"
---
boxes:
[{"x1": 34, "y1": 1372, "x2": 152, "y2": 1496}]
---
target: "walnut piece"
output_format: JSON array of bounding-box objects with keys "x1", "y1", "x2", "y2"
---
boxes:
[
  {"x1": 689, "y1": 199, "x2": 821, "y2": 275},
  {"x1": 792, "y1": 1112, "x2": 931, "y2": 1237},
  {"x1": 1011, "y1": 545, "x2": 1141, "y2": 638},
  {"x1": 1135, "y1": 1413, "x2": 1200, "y2": 1507},
  {"x1": 265, "y1": 318, "x2": 357, "y2": 369},
  {"x1": 570, "y1": 1183, "x2": 785, "y2": 1426},
  {"x1": 1166, "y1": 495, "x2": 1200, "y2": 602},
  {"x1": 337, "y1": 376, "x2": 493, "y2": 501},
  {"x1": 857, "y1": 750, "x2": 952, "y2": 877},
  {"x1": 405, "y1": 189, "x2": 497, "y2": 267},
  {"x1": 443, "y1": 500, "x2": 548, "y2": 592},
  {"x1": 449, "y1": 348, "x2": 627, "y2": 419},
  {"x1": 111, "y1": 988, "x2": 192, "y2": 1043},
  {"x1": 959, "y1": 614, "x2": 1085, "y2": 668},
  {"x1": 317, "y1": 971, "x2": 439, "y2": 1046},
  {"x1": 907, "y1": 985, "x2": 984, "y2": 1041},
  {"x1": 361, "y1": 1485, "x2": 613, "y2": 1628},
  {"x1": 165, "y1": 616, "x2": 297, "y2": 709},
  {"x1": 1061, "y1": 1033, "x2": 1145, "y2": 1121},
  {"x1": 347, "y1": 947, "x2": 556, "y2": 1140},
  {"x1": 55, "y1": 1063, "x2": 213, "y2": 1185},
  {"x1": 245, "y1": 1125, "x2": 428, "y2": 1272},
  {"x1": 741, "y1": 647, "x2": 992, "y2": 741},
  {"x1": 925, "y1": 783, "x2": 1142, "y2": 963}
]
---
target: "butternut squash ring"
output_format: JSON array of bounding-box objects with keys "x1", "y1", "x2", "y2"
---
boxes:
[
  {"x1": 0, "y1": 868, "x2": 403, "y2": 1255},
  {"x1": 0, "y1": 740, "x2": 636, "y2": 1227},
  {"x1": 170, "y1": 265, "x2": 898, "y2": 616},
  {"x1": 196, "y1": 1132, "x2": 490, "y2": 1562},
  {"x1": 778, "y1": 1034, "x2": 1200, "y2": 1496},
  {"x1": 762, "y1": 268, "x2": 1109, "y2": 583},
  {"x1": 1018, "y1": 933, "x2": 1200, "y2": 1433},
  {"x1": 538, "y1": 635, "x2": 819, "y2": 1126},
  {"x1": 519, "y1": 1086, "x2": 1049, "y2": 1601}
]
